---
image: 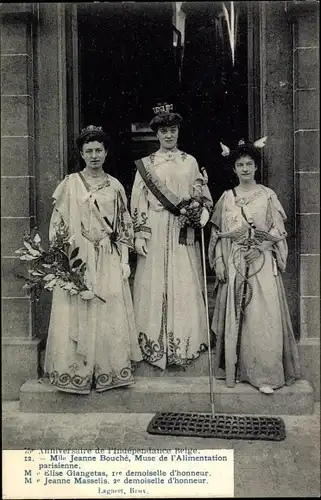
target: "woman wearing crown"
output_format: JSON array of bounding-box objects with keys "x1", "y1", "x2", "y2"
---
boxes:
[
  {"x1": 44, "y1": 126, "x2": 142, "y2": 394},
  {"x1": 131, "y1": 104, "x2": 213, "y2": 370},
  {"x1": 208, "y1": 138, "x2": 301, "y2": 394}
]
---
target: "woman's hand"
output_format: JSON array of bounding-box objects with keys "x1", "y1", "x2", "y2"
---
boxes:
[
  {"x1": 215, "y1": 259, "x2": 227, "y2": 283},
  {"x1": 257, "y1": 240, "x2": 274, "y2": 252},
  {"x1": 244, "y1": 247, "x2": 260, "y2": 264},
  {"x1": 121, "y1": 263, "x2": 131, "y2": 280},
  {"x1": 135, "y1": 238, "x2": 148, "y2": 257}
]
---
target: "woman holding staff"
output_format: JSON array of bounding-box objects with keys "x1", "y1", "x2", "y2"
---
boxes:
[{"x1": 208, "y1": 138, "x2": 301, "y2": 394}]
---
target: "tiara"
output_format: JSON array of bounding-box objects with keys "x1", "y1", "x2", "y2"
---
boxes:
[
  {"x1": 152, "y1": 103, "x2": 174, "y2": 115},
  {"x1": 80, "y1": 125, "x2": 104, "y2": 135}
]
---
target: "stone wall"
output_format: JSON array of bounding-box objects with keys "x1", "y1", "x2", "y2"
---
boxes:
[
  {"x1": 1, "y1": 5, "x2": 41, "y2": 399},
  {"x1": 261, "y1": 1, "x2": 298, "y2": 335},
  {"x1": 1, "y1": 3, "x2": 70, "y2": 399},
  {"x1": 258, "y1": 1, "x2": 319, "y2": 400},
  {"x1": 293, "y1": 2, "x2": 320, "y2": 399}
]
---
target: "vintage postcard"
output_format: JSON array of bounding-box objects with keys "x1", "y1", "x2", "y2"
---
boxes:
[{"x1": 2, "y1": 1, "x2": 320, "y2": 498}]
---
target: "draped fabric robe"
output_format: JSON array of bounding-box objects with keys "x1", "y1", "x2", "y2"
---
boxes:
[
  {"x1": 44, "y1": 172, "x2": 142, "y2": 394},
  {"x1": 131, "y1": 150, "x2": 213, "y2": 370},
  {"x1": 208, "y1": 185, "x2": 301, "y2": 389}
]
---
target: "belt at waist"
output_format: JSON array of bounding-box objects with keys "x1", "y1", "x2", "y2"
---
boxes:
[
  {"x1": 81, "y1": 228, "x2": 111, "y2": 246},
  {"x1": 81, "y1": 228, "x2": 120, "y2": 256},
  {"x1": 219, "y1": 227, "x2": 284, "y2": 244}
]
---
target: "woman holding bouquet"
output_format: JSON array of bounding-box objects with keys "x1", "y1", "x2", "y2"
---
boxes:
[
  {"x1": 208, "y1": 139, "x2": 301, "y2": 394},
  {"x1": 44, "y1": 126, "x2": 141, "y2": 394},
  {"x1": 131, "y1": 104, "x2": 213, "y2": 370}
]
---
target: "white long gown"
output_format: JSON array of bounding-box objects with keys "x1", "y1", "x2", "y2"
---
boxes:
[
  {"x1": 208, "y1": 185, "x2": 301, "y2": 389},
  {"x1": 131, "y1": 150, "x2": 213, "y2": 370},
  {"x1": 44, "y1": 172, "x2": 142, "y2": 394}
]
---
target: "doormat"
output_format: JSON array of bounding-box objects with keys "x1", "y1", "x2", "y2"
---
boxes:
[{"x1": 147, "y1": 412, "x2": 286, "y2": 441}]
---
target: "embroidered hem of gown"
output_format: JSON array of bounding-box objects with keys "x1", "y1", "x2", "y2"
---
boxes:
[
  {"x1": 138, "y1": 329, "x2": 208, "y2": 369},
  {"x1": 45, "y1": 366, "x2": 135, "y2": 394}
]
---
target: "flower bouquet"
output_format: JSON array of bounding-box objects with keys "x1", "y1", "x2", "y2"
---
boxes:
[
  {"x1": 15, "y1": 220, "x2": 106, "y2": 303},
  {"x1": 178, "y1": 199, "x2": 204, "y2": 229},
  {"x1": 178, "y1": 178, "x2": 209, "y2": 230}
]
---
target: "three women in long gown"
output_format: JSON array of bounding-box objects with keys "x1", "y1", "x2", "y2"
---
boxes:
[
  {"x1": 44, "y1": 126, "x2": 142, "y2": 394},
  {"x1": 45, "y1": 120, "x2": 300, "y2": 395},
  {"x1": 208, "y1": 140, "x2": 301, "y2": 394}
]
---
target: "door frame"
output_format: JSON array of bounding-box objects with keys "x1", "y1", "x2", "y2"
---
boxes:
[
  {"x1": 247, "y1": 0, "x2": 266, "y2": 184},
  {"x1": 66, "y1": 2, "x2": 264, "y2": 174},
  {"x1": 65, "y1": 4, "x2": 81, "y2": 171}
]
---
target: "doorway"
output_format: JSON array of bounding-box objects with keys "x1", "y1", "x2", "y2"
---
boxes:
[
  {"x1": 74, "y1": 1, "x2": 250, "y2": 203},
  {"x1": 38, "y1": 2, "x2": 260, "y2": 374}
]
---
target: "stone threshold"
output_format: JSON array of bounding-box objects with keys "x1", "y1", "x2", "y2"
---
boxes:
[{"x1": 20, "y1": 377, "x2": 314, "y2": 415}]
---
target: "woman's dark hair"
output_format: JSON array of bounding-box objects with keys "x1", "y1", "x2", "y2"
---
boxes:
[
  {"x1": 149, "y1": 112, "x2": 183, "y2": 132},
  {"x1": 76, "y1": 126, "x2": 109, "y2": 152},
  {"x1": 229, "y1": 142, "x2": 261, "y2": 168}
]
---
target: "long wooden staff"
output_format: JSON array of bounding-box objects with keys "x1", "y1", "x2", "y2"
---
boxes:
[
  {"x1": 201, "y1": 228, "x2": 215, "y2": 418},
  {"x1": 235, "y1": 225, "x2": 254, "y2": 379}
]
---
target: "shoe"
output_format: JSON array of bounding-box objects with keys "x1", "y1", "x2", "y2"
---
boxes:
[{"x1": 259, "y1": 385, "x2": 274, "y2": 395}]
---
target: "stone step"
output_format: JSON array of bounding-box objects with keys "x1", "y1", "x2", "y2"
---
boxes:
[{"x1": 19, "y1": 377, "x2": 314, "y2": 415}]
